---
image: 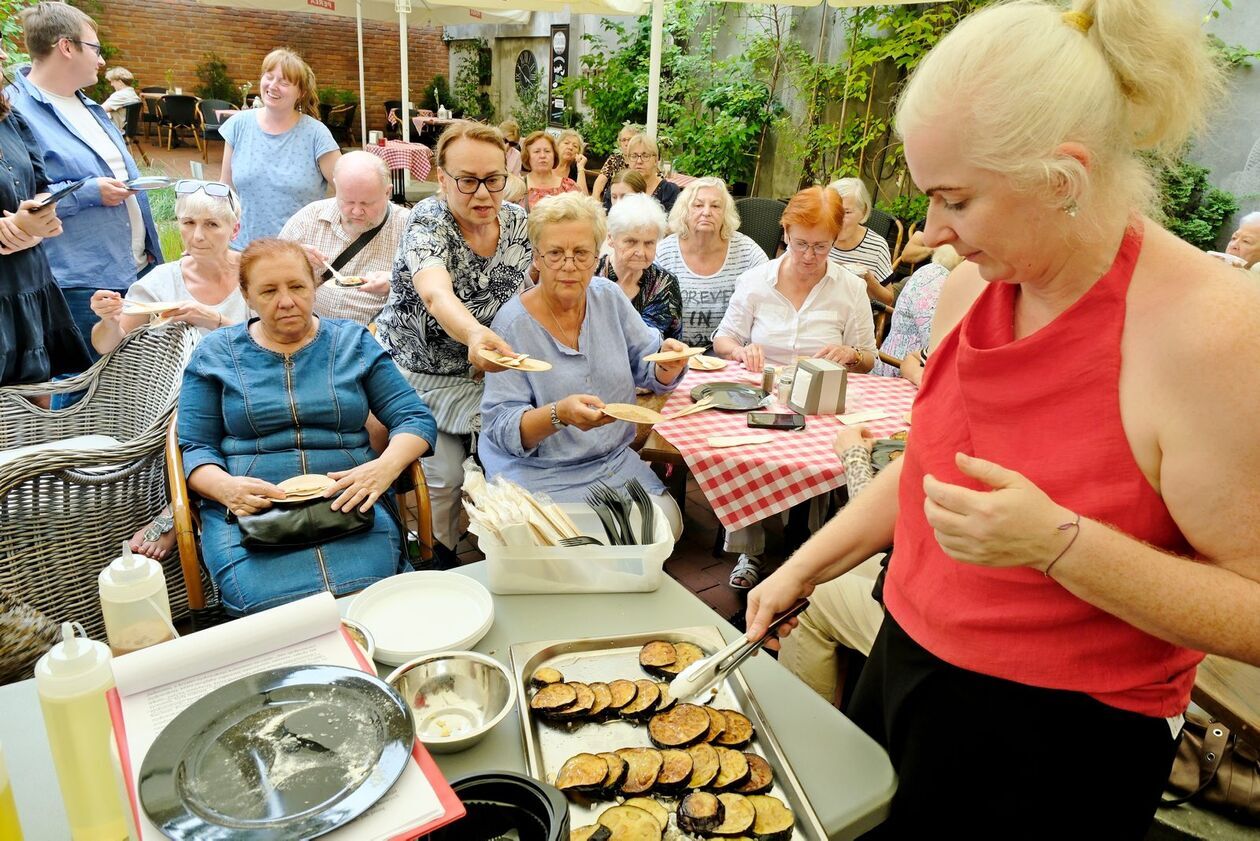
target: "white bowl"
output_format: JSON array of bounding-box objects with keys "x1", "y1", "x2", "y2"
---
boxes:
[{"x1": 347, "y1": 571, "x2": 494, "y2": 666}]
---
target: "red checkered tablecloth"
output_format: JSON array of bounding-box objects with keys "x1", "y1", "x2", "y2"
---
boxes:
[
  {"x1": 365, "y1": 140, "x2": 433, "y2": 181},
  {"x1": 654, "y1": 368, "x2": 916, "y2": 532},
  {"x1": 668, "y1": 172, "x2": 697, "y2": 188}
]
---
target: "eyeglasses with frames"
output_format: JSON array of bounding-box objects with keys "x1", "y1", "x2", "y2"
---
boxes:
[
  {"x1": 175, "y1": 179, "x2": 239, "y2": 213},
  {"x1": 628, "y1": 153, "x2": 657, "y2": 162},
  {"x1": 66, "y1": 38, "x2": 103, "y2": 57},
  {"x1": 541, "y1": 248, "x2": 597, "y2": 269},
  {"x1": 448, "y1": 173, "x2": 508, "y2": 195},
  {"x1": 787, "y1": 239, "x2": 831, "y2": 256}
]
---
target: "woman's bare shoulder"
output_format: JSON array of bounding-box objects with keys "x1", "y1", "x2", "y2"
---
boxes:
[{"x1": 927, "y1": 261, "x2": 987, "y2": 350}]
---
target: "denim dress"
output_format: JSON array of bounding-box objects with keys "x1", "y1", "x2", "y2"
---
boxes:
[{"x1": 179, "y1": 318, "x2": 438, "y2": 615}]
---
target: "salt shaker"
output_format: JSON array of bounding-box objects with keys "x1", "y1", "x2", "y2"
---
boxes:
[{"x1": 761, "y1": 366, "x2": 775, "y2": 395}]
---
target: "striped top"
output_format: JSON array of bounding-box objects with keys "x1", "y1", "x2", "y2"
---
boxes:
[
  {"x1": 655, "y1": 232, "x2": 769, "y2": 349},
  {"x1": 830, "y1": 226, "x2": 892, "y2": 282}
]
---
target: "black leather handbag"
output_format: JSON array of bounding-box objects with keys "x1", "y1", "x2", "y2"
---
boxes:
[{"x1": 231, "y1": 498, "x2": 374, "y2": 551}]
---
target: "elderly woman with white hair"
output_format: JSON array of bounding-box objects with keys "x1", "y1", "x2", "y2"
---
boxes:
[
  {"x1": 594, "y1": 193, "x2": 682, "y2": 341},
  {"x1": 479, "y1": 192, "x2": 690, "y2": 537},
  {"x1": 828, "y1": 177, "x2": 894, "y2": 304},
  {"x1": 748, "y1": 0, "x2": 1260, "y2": 835},
  {"x1": 655, "y1": 177, "x2": 768, "y2": 348},
  {"x1": 1221, "y1": 210, "x2": 1260, "y2": 270},
  {"x1": 89, "y1": 179, "x2": 249, "y2": 561},
  {"x1": 100, "y1": 66, "x2": 140, "y2": 131}
]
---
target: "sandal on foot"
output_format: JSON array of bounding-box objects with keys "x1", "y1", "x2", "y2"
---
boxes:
[
  {"x1": 131, "y1": 511, "x2": 175, "y2": 560},
  {"x1": 729, "y1": 554, "x2": 762, "y2": 590}
]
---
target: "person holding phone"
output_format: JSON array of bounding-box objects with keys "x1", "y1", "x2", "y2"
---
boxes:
[
  {"x1": 5, "y1": 2, "x2": 161, "y2": 366},
  {"x1": 0, "y1": 45, "x2": 89, "y2": 386}
]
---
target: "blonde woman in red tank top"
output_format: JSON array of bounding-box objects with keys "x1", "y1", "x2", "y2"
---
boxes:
[{"x1": 743, "y1": 1, "x2": 1260, "y2": 837}]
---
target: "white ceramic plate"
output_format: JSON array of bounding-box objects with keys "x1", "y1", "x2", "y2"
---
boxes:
[
  {"x1": 125, "y1": 176, "x2": 174, "y2": 191},
  {"x1": 347, "y1": 571, "x2": 494, "y2": 666}
]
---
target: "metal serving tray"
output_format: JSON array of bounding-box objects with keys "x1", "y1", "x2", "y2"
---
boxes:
[{"x1": 509, "y1": 626, "x2": 827, "y2": 839}]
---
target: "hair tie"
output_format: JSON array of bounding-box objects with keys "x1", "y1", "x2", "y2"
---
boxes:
[{"x1": 1061, "y1": 10, "x2": 1093, "y2": 33}]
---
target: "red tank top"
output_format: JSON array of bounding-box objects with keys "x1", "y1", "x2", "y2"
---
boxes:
[{"x1": 883, "y1": 224, "x2": 1202, "y2": 717}]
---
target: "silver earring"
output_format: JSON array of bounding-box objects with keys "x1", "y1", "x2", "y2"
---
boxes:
[{"x1": 1064, "y1": 199, "x2": 1079, "y2": 218}]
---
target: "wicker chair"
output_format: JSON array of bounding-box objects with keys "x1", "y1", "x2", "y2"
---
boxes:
[
  {"x1": 0, "y1": 324, "x2": 199, "y2": 639},
  {"x1": 734, "y1": 197, "x2": 787, "y2": 260},
  {"x1": 167, "y1": 417, "x2": 435, "y2": 628}
]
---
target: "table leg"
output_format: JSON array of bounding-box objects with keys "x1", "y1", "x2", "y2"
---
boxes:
[{"x1": 391, "y1": 168, "x2": 406, "y2": 204}]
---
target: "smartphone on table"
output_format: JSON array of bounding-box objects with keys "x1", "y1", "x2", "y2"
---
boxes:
[{"x1": 747, "y1": 412, "x2": 806, "y2": 430}]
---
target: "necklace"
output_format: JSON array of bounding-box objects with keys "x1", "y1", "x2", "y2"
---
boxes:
[{"x1": 541, "y1": 288, "x2": 584, "y2": 349}]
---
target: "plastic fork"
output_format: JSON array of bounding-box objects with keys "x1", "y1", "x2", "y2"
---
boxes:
[
  {"x1": 625, "y1": 478, "x2": 656, "y2": 544},
  {"x1": 558, "y1": 535, "x2": 604, "y2": 547}
]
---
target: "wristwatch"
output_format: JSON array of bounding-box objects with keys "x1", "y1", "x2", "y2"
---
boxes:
[{"x1": 550, "y1": 402, "x2": 567, "y2": 429}]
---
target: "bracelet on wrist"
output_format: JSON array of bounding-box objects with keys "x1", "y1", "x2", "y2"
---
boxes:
[{"x1": 1043, "y1": 512, "x2": 1081, "y2": 577}]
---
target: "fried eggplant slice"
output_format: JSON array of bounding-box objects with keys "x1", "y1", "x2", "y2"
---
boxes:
[
  {"x1": 702, "y1": 705, "x2": 727, "y2": 743},
  {"x1": 658, "y1": 640, "x2": 705, "y2": 676},
  {"x1": 596, "y1": 804, "x2": 663, "y2": 841},
  {"x1": 619, "y1": 679, "x2": 661, "y2": 718},
  {"x1": 599, "y1": 751, "x2": 628, "y2": 793},
  {"x1": 556, "y1": 752, "x2": 612, "y2": 793},
  {"x1": 654, "y1": 682, "x2": 675, "y2": 712},
  {"x1": 686, "y1": 741, "x2": 721, "y2": 788},
  {"x1": 677, "y1": 791, "x2": 724, "y2": 835},
  {"x1": 647, "y1": 703, "x2": 711, "y2": 748},
  {"x1": 571, "y1": 826, "x2": 612, "y2": 841},
  {"x1": 711, "y1": 793, "x2": 756, "y2": 836},
  {"x1": 615, "y1": 747, "x2": 665, "y2": 795},
  {"x1": 621, "y1": 797, "x2": 670, "y2": 831},
  {"x1": 654, "y1": 748, "x2": 694, "y2": 791},
  {"x1": 711, "y1": 747, "x2": 751, "y2": 790},
  {"x1": 607, "y1": 678, "x2": 639, "y2": 710},
  {"x1": 552, "y1": 682, "x2": 596, "y2": 718},
  {"x1": 733, "y1": 753, "x2": 774, "y2": 795},
  {"x1": 531, "y1": 666, "x2": 564, "y2": 688},
  {"x1": 715, "y1": 709, "x2": 755, "y2": 748},
  {"x1": 530, "y1": 681, "x2": 577, "y2": 712},
  {"x1": 588, "y1": 682, "x2": 613, "y2": 718},
  {"x1": 638, "y1": 640, "x2": 678, "y2": 675},
  {"x1": 747, "y1": 794, "x2": 795, "y2": 841}
]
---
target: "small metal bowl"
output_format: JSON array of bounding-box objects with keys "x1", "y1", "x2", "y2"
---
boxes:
[
  {"x1": 340, "y1": 618, "x2": 376, "y2": 663},
  {"x1": 385, "y1": 651, "x2": 517, "y2": 754}
]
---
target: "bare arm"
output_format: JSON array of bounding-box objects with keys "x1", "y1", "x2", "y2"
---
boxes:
[
  {"x1": 317, "y1": 149, "x2": 341, "y2": 197},
  {"x1": 220, "y1": 143, "x2": 234, "y2": 189},
  {"x1": 591, "y1": 172, "x2": 608, "y2": 203},
  {"x1": 412, "y1": 264, "x2": 514, "y2": 368}
]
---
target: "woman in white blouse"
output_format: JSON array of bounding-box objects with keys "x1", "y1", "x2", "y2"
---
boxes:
[{"x1": 713, "y1": 186, "x2": 877, "y2": 590}]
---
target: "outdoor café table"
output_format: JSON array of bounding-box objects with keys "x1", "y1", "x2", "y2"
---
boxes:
[
  {"x1": 0, "y1": 562, "x2": 895, "y2": 840},
  {"x1": 653, "y1": 367, "x2": 916, "y2": 533},
  {"x1": 366, "y1": 139, "x2": 434, "y2": 204}
]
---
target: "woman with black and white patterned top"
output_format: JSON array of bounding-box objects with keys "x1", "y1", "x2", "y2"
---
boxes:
[
  {"x1": 374, "y1": 121, "x2": 532, "y2": 565},
  {"x1": 828, "y1": 178, "x2": 893, "y2": 304}
]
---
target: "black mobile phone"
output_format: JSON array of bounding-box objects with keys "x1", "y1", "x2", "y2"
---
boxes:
[
  {"x1": 35, "y1": 179, "x2": 86, "y2": 208},
  {"x1": 747, "y1": 412, "x2": 806, "y2": 430}
]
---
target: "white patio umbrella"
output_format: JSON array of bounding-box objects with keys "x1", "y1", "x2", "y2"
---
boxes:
[{"x1": 198, "y1": 0, "x2": 528, "y2": 143}]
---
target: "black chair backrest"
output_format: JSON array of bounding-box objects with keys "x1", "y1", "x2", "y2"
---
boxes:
[
  {"x1": 196, "y1": 99, "x2": 234, "y2": 128},
  {"x1": 122, "y1": 101, "x2": 143, "y2": 138},
  {"x1": 735, "y1": 197, "x2": 788, "y2": 260},
  {"x1": 160, "y1": 94, "x2": 199, "y2": 125},
  {"x1": 328, "y1": 103, "x2": 356, "y2": 130},
  {"x1": 865, "y1": 208, "x2": 898, "y2": 254},
  {"x1": 140, "y1": 86, "x2": 167, "y2": 94}
]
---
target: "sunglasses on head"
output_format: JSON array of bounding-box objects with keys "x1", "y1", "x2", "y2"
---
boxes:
[{"x1": 174, "y1": 180, "x2": 239, "y2": 213}]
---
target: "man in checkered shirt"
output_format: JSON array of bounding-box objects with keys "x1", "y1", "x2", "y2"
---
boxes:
[{"x1": 279, "y1": 151, "x2": 409, "y2": 326}]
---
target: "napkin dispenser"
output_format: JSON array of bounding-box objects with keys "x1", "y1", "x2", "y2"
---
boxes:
[{"x1": 788, "y1": 359, "x2": 847, "y2": 415}]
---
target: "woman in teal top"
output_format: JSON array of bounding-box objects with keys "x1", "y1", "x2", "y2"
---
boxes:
[
  {"x1": 179, "y1": 239, "x2": 436, "y2": 615},
  {"x1": 221, "y1": 49, "x2": 340, "y2": 249}
]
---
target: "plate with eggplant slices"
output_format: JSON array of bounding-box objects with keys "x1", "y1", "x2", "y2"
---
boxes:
[{"x1": 510, "y1": 627, "x2": 826, "y2": 841}]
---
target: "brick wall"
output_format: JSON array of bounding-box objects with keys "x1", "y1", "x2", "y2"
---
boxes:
[{"x1": 93, "y1": 0, "x2": 448, "y2": 133}]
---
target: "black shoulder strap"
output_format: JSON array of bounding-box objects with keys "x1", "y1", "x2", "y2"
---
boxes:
[{"x1": 322, "y1": 212, "x2": 391, "y2": 281}]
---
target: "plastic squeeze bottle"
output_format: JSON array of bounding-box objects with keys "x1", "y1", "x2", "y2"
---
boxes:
[
  {"x1": 0, "y1": 739, "x2": 23, "y2": 839},
  {"x1": 34, "y1": 623, "x2": 129, "y2": 840},
  {"x1": 98, "y1": 541, "x2": 175, "y2": 656}
]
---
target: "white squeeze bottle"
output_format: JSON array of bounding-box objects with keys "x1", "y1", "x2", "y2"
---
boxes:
[
  {"x1": 0, "y1": 739, "x2": 23, "y2": 839},
  {"x1": 99, "y1": 541, "x2": 176, "y2": 656},
  {"x1": 34, "y1": 623, "x2": 129, "y2": 840}
]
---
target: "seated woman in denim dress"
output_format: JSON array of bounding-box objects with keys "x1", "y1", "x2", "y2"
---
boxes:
[
  {"x1": 479, "y1": 193, "x2": 690, "y2": 538},
  {"x1": 179, "y1": 239, "x2": 437, "y2": 615}
]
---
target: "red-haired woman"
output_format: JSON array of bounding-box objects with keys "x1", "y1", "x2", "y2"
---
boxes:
[{"x1": 712, "y1": 186, "x2": 878, "y2": 588}]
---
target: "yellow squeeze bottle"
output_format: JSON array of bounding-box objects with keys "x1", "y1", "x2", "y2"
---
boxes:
[
  {"x1": 33, "y1": 623, "x2": 128, "y2": 841},
  {"x1": 0, "y1": 739, "x2": 23, "y2": 840}
]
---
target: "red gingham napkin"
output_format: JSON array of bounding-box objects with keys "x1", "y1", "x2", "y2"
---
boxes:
[{"x1": 653, "y1": 367, "x2": 916, "y2": 531}]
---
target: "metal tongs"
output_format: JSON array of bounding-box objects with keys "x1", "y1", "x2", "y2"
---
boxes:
[{"x1": 668, "y1": 599, "x2": 810, "y2": 704}]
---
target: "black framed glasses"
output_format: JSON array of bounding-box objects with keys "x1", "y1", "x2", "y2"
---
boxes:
[
  {"x1": 67, "y1": 38, "x2": 103, "y2": 57},
  {"x1": 628, "y1": 153, "x2": 657, "y2": 162},
  {"x1": 540, "y1": 248, "x2": 597, "y2": 269},
  {"x1": 449, "y1": 173, "x2": 508, "y2": 195},
  {"x1": 175, "y1": 179, "x2": 239, "y2": 214}
]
